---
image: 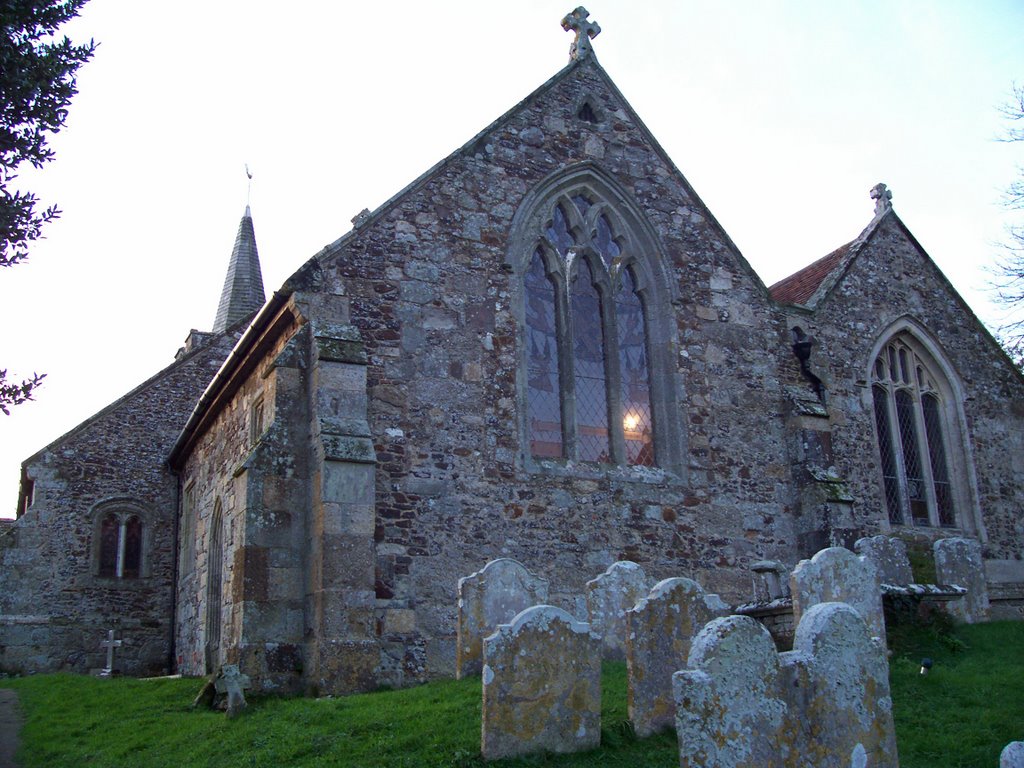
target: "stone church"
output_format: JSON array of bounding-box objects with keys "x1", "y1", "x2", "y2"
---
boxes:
[{"x1": 2, "y1": 11, "x2": 1022, "y2": 693}]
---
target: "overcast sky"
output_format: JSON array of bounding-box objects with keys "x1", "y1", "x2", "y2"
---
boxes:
[{"x1": 2, "y1": 0, "x2": 1022, "y2": 513}]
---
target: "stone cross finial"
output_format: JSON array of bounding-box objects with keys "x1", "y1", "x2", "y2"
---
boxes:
[
  {"x1": 100, "y1": 630, "x2": 122, "y2": 676},
  {"x1": 871, "y1": 182, "x2": 893, "y2": 216},
  {"x1": 561, "y1": 7, "x2": 600, "y2": 60}
]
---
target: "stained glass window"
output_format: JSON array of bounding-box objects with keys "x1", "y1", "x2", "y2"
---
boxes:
[
  {"x1": 99, "y1": 513, "x2": 119, "y2": 577},
  {"x1": 524, "y1": 191, "x2": 658, "y2": 468},
  {"x1": 871, "y1": 386, "x2": 902, "y2": 524},
  {"x1": 97, "y1": 510, "x2": 143, "y2": 579}
]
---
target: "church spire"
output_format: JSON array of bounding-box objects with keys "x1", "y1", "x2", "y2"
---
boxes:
[{"x1": 212, "y1": 203, "x2": 266, "y2": 333}]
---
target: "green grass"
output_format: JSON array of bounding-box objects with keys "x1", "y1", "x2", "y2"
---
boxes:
[{"x1": 3, "y1": 622, "x2": 1022, "y2": 767}]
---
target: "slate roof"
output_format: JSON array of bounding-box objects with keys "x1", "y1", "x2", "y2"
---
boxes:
[{"x1": 213, "y1": 206, "x2": 266, "y2": 333}]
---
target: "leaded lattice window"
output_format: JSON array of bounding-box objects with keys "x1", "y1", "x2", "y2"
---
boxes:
[
  {"x1": 524, "y1": 193, "x2": 656, "y2": 467},
  {"x1": 870, "y1": 337, "x2": 956, "y2": 527}
]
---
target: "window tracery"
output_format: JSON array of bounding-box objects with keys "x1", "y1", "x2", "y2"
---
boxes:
[
  {"x1": 523, "y1": 190, "x2": 657, "y2": 467},
  {"x1": 870, "y1": 335, "x2": 956, "y2": 527}
]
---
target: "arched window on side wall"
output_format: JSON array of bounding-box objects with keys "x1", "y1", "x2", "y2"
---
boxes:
[
  {"x1": 205, "y1": 500, "x2": 224, "y2": 674},
  {"x1": 95, "y1": 505, "x2": 145, "y2": 579},
  {"x1": 870, "y1": 334, "x2": 960, "y2": 528}
]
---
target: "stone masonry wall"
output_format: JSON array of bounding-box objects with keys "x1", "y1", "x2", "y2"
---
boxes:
[
  {"x1": 0, "y1": 331, "x2": 239, "y2": 675},
  {"x1": 795, "y1": 215, "x2": 1024, "y2": 582},
  {"x1": 315, "y1": 59, "x2": 804, "y2": 685},
  {"x1": 175, "y1": 309, "x2": 309, "y2": 692}
]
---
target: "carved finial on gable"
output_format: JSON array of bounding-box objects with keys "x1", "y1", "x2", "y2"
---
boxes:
[
  {"x1": 870, "y1": 183, "x2": 893, "y2": 216},
  {"x1": 561, "y1": 7, "x2": 600, "y2": 61}
]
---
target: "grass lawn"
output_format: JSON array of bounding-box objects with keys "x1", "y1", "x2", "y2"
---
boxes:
[{"x1": 3, "y1": 621, "x2": 1022, "y2": 767}]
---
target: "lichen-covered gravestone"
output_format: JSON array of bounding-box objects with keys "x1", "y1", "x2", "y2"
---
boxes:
[
  {"x1": 586, "y1": 560, "x2": 648, "y2": 660},
  {"x1": 791, "y1": 546, "x2": 885, "y2": 641},
  {"x1": 1001, "y1": 741, "x2": 1024, "y2": 768},
  {"x1": 481, "y1": 605, "x2": 601, "y2": 761},
  {"x1": 854, "y1": 535, "x2": 914, "y2": 585},
  {"x1": 793, "y1": 602, "x2": 898, "y2": 768},
  {"x1": 673, "y1": 615, "x2": 791, "y2": 768},
  {"x1": 456, "y1": 558, "x2": 548, "y2": 679},
  {"x1": 934, "y1": 537, "x2": 990, "y2": 623},
  {"x1": 214, "y1": 664, "x2": 252, "y2": 719},
  {"x1": 626, "y1": 577, "x2": 729, "y2": 737}
]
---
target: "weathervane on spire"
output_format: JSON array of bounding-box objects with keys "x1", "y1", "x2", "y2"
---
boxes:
[
  {"x1": 561, "y1": 7, "x2": 600, "y2": 61},
  {"x1": 870, "y1": 182, "x2": 892, "y2": 216},
  {"x1": 245, "y1": 164, "x2": 253, "y2": 211}
]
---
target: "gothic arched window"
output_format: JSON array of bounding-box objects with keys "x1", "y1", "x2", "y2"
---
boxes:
[
  {"x1": 95, "y1": 506, "x2": 145, "y2": 579},
  {"x1": 870, "y1": 335, "x2": 957, "y2": 527},
  {"x1": 523, "y1": 191, "x2": 660, "y2": 468},
  {"x1": 205, "y1": 500, "x2": 224, "y2": 673}
]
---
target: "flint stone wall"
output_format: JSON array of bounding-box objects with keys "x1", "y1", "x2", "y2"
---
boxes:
[
  {"x1": 626, "y1": 577, "x2": 729, "y2": 737},
  {"x1": 934, "y1": 537, "x2": 990, "y2": 623},
  {"x1": 586, "y1": 560, "x2": 649, "y2": 660},
  {"x1": 673, "y1": 602, "x2": 897, "y2": 768},
  {"x1": 457, "y1": 558, "x2": 548, "y2": 678},
  {"x1": 791, "y1": 546, "x2": 885, "y2": 640},
  {"x1": 481, "y1": 605, "x2": 601, "y2": 761}
]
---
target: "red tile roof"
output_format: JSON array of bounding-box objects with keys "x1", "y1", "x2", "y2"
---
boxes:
[{"x1": 769, "y1": 242, "x2": 851, "y2": 305}]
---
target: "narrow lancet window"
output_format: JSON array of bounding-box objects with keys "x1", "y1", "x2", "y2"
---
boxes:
[
  {"x1": 525, "y1": 251, "x2": 563, "y2": 458},
  {"x1": 571, "y1": 260, "x2": 609, "y2": 462},
  {"x1": 616, "y1": 268, "x2": 653, "y2": 466},
  {"x1": 872, "y1": 386, "x2": 902, "y2": 524}
]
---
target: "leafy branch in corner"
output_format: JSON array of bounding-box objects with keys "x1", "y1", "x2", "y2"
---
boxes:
[{"x1": 0, "y1": 370, "x2": 46, "y2": 415}]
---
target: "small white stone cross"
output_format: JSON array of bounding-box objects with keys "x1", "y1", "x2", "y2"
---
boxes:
[
  {"x1": 871, "y1": 182, "x2": 893, "y2": 216},
  {"x1": 100, "y1": 630, "x2": 122, "y2": 676},
  {"x1": 214, "y1": 664, "x2": 252, "y2": 718},
  {"x1": 561, "y1": 7, "x2": 601, "y2": 60}
]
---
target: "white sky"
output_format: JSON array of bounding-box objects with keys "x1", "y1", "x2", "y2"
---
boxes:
[{"x1": 1, "y1": 0, "x2": 1022, "y2": 514}]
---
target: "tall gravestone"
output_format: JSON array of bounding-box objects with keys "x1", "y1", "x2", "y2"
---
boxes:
[
  {"x1": 791, "y1": 546, "x2": 885, "y2": 641},
  {"x1": 586, "y1": 560, "x2": 649, "y2": 660},
  {"x1": 793, "y1": 602, "x2": 899, "y2": 768},
  {"x1": 673, "y1": 615, "x2": 790, "y2": 767},
  {"x1": 481, "y1": 605, "x2": 601, "y2": 761},
  {"x1": 456, "y1": 558, "x2": 548, "y2": 678},
  {"x1": 626, "y1": 577, "x2": 729, "y2": 737},
  {"x1": 934, "y1": 537, "x2": 990, "y2": 623},
  {"x1": 854, "y1": 535, "x2": 914, "y2": 585}
]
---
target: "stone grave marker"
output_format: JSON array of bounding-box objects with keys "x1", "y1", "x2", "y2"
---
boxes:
[
  {"x1": 214, "y1": 664, "x2": 252, "y2": 718},
  {"x1": 854, "y1": 535, "x2": 914, "y2": 585},
  {"x1": 673, "y1": 615, "x2": 791, "y2": 768},
  {"x1": 934, "y1": 537, "x2": 990, "y2": 623},
  {"x1": 481, "y1": 605, "x2": 601, "y2": 761},
  {"x1": 791, "y1": 546, "x2": 885, "y2": 641},
  {"x1": 1002, "y1": 742, "x2": 1024, "y2": 768},
  {"x1": 585, "y1": 560, "x2": 648, "y2": 660},
  {"x1": 626, "y1": 577, "x2": 729, "y2": 737},
  {"x1": 456, "y1": 558, "x2": 548, "y2": 678},
  {"x1": 793, "y1": 602, "x2": 899, "y2": 768},
  {"x1": 99, "y1": 630, "x2": 122, "y2": 677}
]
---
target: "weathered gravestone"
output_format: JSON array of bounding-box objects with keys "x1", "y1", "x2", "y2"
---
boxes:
[
  {"x1": 934, "y1": 537, "x2": 990, "y2": 623},
  {"x1": 215, "y1": 664, "x2": 252, "y2": 718},
  {"x1": 792, "y1": 602, "x2": 898, "y2": 768},
  {"x1": 1002, "y1": 741, "x2": 1024, "y2": 768},
  {"x1": 457, "y1": 558, "x2": 548, "y2": 679},
  {"x1": 791, "y1": 546, "x2": 885, "y2": 641},
  {"x1": 481, "y1": 605, "x2": 601, "y2": 761},
  {"x1": 673, "y1": 615, "x2": 791, "y2": 767},
  {"x1": 586, "y1": 560, "x2": 649, "y2": 660},
  {"x1": 854, "y1": 535, "x2": 914, "y2": 586},
  {"x1": 673, "y1": 603, "x2": 898, "y2": 768},
  {"x1": 626, "y1": 577, "x2": 729, "y2": 737}
]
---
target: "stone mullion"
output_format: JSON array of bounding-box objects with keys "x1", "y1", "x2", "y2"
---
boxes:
[
  {"x1": 555, "y1": 270, "x2": 578, "y2": 460},
  {"x1": 910, "y1": 391, "x2": 941, "y2": 527},
  {"x1": 884, "y1": 382, "x2": 912, "y2": 525},
  {"x1": 602, "y1": 266, "x2": 627, "y2": 465}
]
